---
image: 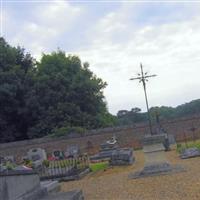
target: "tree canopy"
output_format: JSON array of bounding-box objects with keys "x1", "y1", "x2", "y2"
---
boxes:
[{"x1": 0, "y1": 38, "x2": 116, "y2": 142}]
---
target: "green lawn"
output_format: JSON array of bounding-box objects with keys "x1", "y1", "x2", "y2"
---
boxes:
[{"x1": 89, "y1": 161, "x2": 109, "y2": 172}]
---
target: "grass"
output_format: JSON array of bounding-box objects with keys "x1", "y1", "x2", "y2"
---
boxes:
[
  {"x1": 176, "y1": 140, "x2": 200, "y2": 153},
  {"x1": 89, "y1": 161, "x2": 109, "y2": 172}
]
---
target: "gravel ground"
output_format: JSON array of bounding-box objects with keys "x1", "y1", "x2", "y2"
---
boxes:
[{"x1": 61, "y1": 149, "x2": 200, "y2": 200}]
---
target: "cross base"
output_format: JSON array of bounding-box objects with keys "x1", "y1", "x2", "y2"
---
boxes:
[{"x1": 129, "y1": 134, "x2": 185, "y2": 179}]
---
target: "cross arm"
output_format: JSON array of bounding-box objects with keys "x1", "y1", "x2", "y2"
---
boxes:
[{"x1": 130, "y1": 77, "x2": 142, "y2": 80}]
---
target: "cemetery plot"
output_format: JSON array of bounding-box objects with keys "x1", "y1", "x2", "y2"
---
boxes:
[
  {"x1": 61, "y1": 150, "x2": 200, "y2": 200},
  {"x1": 37, "y1": 156, "x2": 89, "y2": 181}
]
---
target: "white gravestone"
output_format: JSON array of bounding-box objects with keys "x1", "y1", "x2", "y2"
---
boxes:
[{"x1": 27, "y1": 148, "x2": 47, "y2": 168}]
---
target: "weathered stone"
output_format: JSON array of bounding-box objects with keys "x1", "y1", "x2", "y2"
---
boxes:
[
  {"x1": 27, "y1": 148, "x2": 47, "y2": 168},
  {"x1": 130, "y1": 134, "x2": 185, "y2": 179},
  {"x1": 0, "y1": 170, "x2": 47, "y2": 200},
  {"x1": 65, "y1": 145, "x2": 80, "y2": 158},
  {"x1": 180, "y1": 147, "x2": 200, "y2": 159},
  {"x1": 110, "y1": 148, "x2": 134, "y2": 165},
  {"x1": 90, "y1": 135, "x2": 119, "y2": 161}
]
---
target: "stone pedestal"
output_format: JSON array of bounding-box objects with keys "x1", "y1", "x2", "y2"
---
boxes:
[
  {"x1": 142, "y1": 134, "x2": 171, "y2": 174},
  {"x1": 129, "y1": 134, "x2": 184, "y2": 179}
]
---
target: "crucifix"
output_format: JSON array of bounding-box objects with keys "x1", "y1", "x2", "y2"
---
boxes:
[{"x1": 130, "y1": 63, "x2": 156, "y2": 135}]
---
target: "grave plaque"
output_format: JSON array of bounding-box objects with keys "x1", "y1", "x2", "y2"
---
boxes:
[{"x1": 27, "y1": 148, "x2": 47, "y2": 168}]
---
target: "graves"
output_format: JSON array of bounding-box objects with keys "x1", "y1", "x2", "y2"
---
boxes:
[
  {"x1": 110, "y1": 148, "x2": 134, "y2": 165},
  {"x1": 90, "y1": 136, "x2": 134, "y2": 166},
  {"x1": 180, "y1": 147, "x2": 200, "y2": 159},
  {"x1": 90, "y1": 135, "x2": 119, "y2": 161},
  {"x1": 0, "y1": 169, "x2": 84, "y2": 200},
  {"x1": 27, "y1": 148, "x2": 47, "y2": 168}
]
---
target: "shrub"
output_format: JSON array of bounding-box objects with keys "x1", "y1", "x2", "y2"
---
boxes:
[
  {"x1": 42, "y1": 160, "x2": 50, "y2": 167},
  {"x1": 51, "y1": 126, "x2": 86, "y2": 137}
]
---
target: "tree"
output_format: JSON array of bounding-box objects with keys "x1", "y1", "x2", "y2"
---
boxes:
[
  {"x1": 27, "y1": 50, "x2": 114, "y2": 138},
  {"x1": 0, "y1": 38, "x2": 116, "y2": 142},
  {"x1": 0, "y1": 37, "x2": 35, "y2": 142}
]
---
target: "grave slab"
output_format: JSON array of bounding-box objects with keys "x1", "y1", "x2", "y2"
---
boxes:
[
  {"x1": 129, "y1": 134, "x2": 185, "y2": 179},
  {"x1": 180, "y1": 147, "x2": 200, "y2": 159}
]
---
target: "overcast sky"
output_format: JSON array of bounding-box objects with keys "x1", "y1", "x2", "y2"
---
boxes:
[{"x1": 2, "y1": 1, "x2": 200, "y2": 115}]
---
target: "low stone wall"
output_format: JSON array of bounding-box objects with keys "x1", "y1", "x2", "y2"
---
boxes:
[{"x1": 0, "y1": 115, "x2": 200, "y2": 160}]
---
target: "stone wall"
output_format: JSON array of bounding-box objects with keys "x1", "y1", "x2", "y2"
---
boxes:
[{"x1": 0, "y1": 115, "x2": 200, "y2": 160}]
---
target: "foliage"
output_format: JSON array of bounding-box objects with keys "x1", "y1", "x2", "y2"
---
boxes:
[
  {"x1": 117, "y1": 107, "x2": 147, "y2": 125},
  {"x1": 42, "y1": 159, "x2": 50, "y2": 167},
  {"x1": 5, "y1": 161, "x2": 15, "y2": 170},
  {"x1": 0, "y1": 38, "x2": 116, "y2": 142},
  {"x1": 50, "y1": 126, "x2": 86, "y2": 137},
  {"x1": 0, "y1": 37, "x2": 36, "y2": 142},
  {"x1": 176, "y1": 141, "x2": 200, "y2": 153},
  {"x1": 89, "y1": 161, "x2": 108, "y2": 172},
  {"x1": 23, "y1": 159, "x2": 33, "y2": 168},
  {"x1": 116, "y1": 99, "x2": 200, "y2": 126}
]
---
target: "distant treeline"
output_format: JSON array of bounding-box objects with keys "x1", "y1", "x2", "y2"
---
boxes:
[{"x1": 116, "y1": 99, "x2": 200, "y2": 125}]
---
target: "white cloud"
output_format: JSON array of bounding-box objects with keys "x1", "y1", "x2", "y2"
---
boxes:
[{"x1": 5, "y1": 1, "x2": 82, "y2": 58}]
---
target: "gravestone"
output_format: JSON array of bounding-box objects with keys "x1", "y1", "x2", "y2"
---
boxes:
[
  {"x1": 110, "y1": 148, "x2": 134, "y2": 165},
  {"x1": 0, "y1": 156, "x2": 5, "y2": 164},
  {"x1": 27, "y1": 148, "x2": 47, "y2": 168},
  {"x1": 90, "y1": 135, "x2": 119, "y2": 161},
  {"x1": 180, "y1": 147, "x2": 200, "y2": 159},
  {"x1": 65, "y1": 145, "x2": 80, "y2": 158},
  {"x1": 4, "y1": 156, "x2": 15, "y2": 163},
  {"x1": 90, "y1": 136, "x2": 135, "y2": 165}
]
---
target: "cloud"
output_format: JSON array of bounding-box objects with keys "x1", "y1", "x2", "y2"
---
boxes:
[{"x1": 5, "y1": 1, "x2": 82, "y2": 58}]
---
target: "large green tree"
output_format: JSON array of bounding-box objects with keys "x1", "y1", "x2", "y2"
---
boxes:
[
  {"x1": 0, "y1": 38, "x2": 115, "y2": 142},
  {"x1": 0, "y1": 37, "x2": 35, "y2": 142},
  {"x1": 28, "y1": 51, "x2": 114, "y2": 138}
]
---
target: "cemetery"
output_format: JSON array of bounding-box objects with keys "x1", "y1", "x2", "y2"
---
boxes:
[
  {"x1": 1, "y1": 5, "x2": 200, "y2": 198},
  {"x1": 2, "y1": 130, "x2": 200, "y2": 199},
  {"x1": 1, "y1": 63, "x2": 200, "y2": 200}
]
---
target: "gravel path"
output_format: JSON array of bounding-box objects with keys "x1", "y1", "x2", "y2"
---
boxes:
[{"x1": 61, "y1": 149, "x2": 200, "y2": 200}]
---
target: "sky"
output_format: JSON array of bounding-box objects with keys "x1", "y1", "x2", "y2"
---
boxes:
[{"x1": 1, "y1": 0, "x2": 200, "y2": 115}]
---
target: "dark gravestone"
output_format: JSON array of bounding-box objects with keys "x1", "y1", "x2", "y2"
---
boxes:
[
  {"x1": 180, "y1": 147, "x2": 200, "y2": 159},
  {"x1": 110, "y1": 148, "x2": 134, "y2": 165}
]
